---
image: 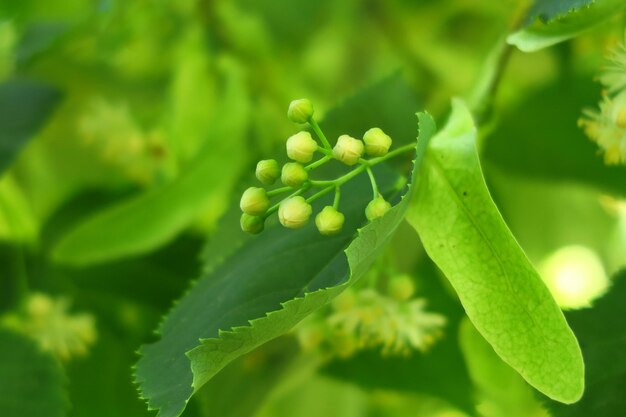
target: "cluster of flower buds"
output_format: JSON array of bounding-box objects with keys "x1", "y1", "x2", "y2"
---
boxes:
[{"x1": 240, "y1": 98, "x2": 413, "y2": 235}]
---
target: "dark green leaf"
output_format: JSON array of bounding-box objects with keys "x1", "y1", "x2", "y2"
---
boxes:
[
  {"x1": 526, "y1": 0, "x2": 595, "y2": 24},
  {"x1": 134, "y1": 76, "x2": 431, "y2": 417},
  {"x1": 547, "y1": 272, "x2": 626, "y2": 416},
  {"x1": 0, "y1": 79, "x2": 60, "y2": 174},
  {"x1": 0, "y1": 328, "x2": 68, "y2": 417}
]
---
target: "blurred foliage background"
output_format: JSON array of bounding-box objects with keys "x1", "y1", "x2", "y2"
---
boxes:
[{"x1": 1, "y1": 0, "x2": 626, "y2": 416}]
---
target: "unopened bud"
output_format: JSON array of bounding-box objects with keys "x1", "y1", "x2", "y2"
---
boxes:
[
  {"x1": 286, "y1": 131, "x2": 317, "y2": 163},
  {"x1": 240, "y1": 187, "x2": 269, "y2": 216},
  {"x1": 363, "y1": 127, "x2": 392, "y2": 157},
  {"x1": 281, "y1": 162, "x2": 308, "y2": 188},
  {"x1": 388, "y1": 274, "x2": 415, "y2": 302},
  {"x1": 315, "y1": 206, "x2": 345, "y2": 235},
  {"x1": 278, "y1": 196, "x2": 312, "y2": 228},
  {"x1": 256, "y1": 159, "x2": 280, "y2": 185},
  {"x1": 365, "y1": 196, "x2": 391, "y2": 220},
  {"x1": 240, "y1": 213, "x2": 265, "y2": 234},
  {"x1": 287, "y1": 99, "x2": 314, "y2": 124},
  {"x1": 333, "y1": 135, "x2": 364, "y2": 166}
]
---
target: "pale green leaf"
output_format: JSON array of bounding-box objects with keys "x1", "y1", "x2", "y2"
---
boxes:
[
  {"x1": 508, "y1": 0, "x2": 626, "y2": 52},
  {"x1": 51, "y1": 60, "x2": 249, "y2": 266},
  {"x1": 134, "y1": 105, "x2": 435, "y2": 417},
  {"x1": 0, "y1": 328, "x2": 68, "y2": 417},
  {"x1": 406, "y1": 99, "x2": 584, "y2": 404}
]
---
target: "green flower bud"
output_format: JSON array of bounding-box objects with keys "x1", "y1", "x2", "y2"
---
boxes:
[
  {"x1": 286, "y1": 131, "x2": 317, "y2": 163},
  {"x1": 363, "y1": 127, "x2": 392, "y2": 157},
  {"x1": 333, "y1": 134, "x2": 364, "y2": 166},
  {"x1": 278, "y1": 196, "x2": 312, "y2": 228},
  {"x1": 388, "y1": 274, "x2": 416, "y2": 302},
  {"x1": 240, "y1": 213, "x2": 265, "y2": 234},
  {"x1": 287, "y1": 98, "x2": 314, "y2": 124},
  {"x1": 281, "y1": 162, "x2": 308, "y2": 188},
  {"x1": 365, "y1": 196, "x2": 391, "y2": 221},
  {"x1": 315, "y1": 206, "x2": 345, "y2": 235},
  {"x1": 240, "y1": 187, "x2": 269, "y2": 216},
  {"x1": 617, "y1": 108, "x2": 626, "y2": 129},
  {"x1": 256, "y1": 159, "x2": 280, "y2": 185}
]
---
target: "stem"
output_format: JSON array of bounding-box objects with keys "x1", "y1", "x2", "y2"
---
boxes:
[
  {"x1": 309, "y1": 118, "x2": 333, "y2": 150},
  {"x1": 305, "y1": 185, "x2": 335, "y2": 204},
  {"x1": 333, "y1": 187, "x2": 341, "y2": 209},
  {"x1": 267, "y1": 186, "x2": 291, "y2": 197},
  {"x1": 366, "y1": 166, "x2": 378, "y2": 199},
  {"x1": 264, "y1": 185, "x2": 309, "y2": 218},
  {"x1": 305, "y1": 155, "x2": 332, "y2": 171},
  {"x1": 317, "y1": 146, "x2": 332, "y2": 156}
]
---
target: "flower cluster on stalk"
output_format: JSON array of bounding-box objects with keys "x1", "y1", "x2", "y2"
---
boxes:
[
  {"x1": 580, "y1": 35, "x2": 626, "y2": 165},
  {"x1": 240, "y1": 98, "x2": 413, "y2": 235}
]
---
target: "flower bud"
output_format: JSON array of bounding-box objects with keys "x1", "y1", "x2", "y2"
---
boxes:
[
  {"x1": 363, "y1": 127, "x2": 392, "y2": 157},
  {"x1": 333, "y1": 135, "x2": 364, "y2": 166},
  {"x1": 315, "y1": 206, "x2": 345, "y2": 235},
  {"x1": 388, "y1": 274, "x2": 415, "y2": 302},
  {"x1": 286, "y1": 131, "x2": 317, "y2": 163},
  {"x1": 278, "y1": 196, "x2": 312, "y2": 228},
  {"x1": 240, "y1": 213, "x2": 265, "y2": 234},
  {"x1": 365, "y1": 196, "x2": 391, "y2": 220},
  {"x1": 287, "y1": 98, "x2": 314, "y2": 124},
  {"x1": 255, "y1": 159, "x2": 280, "y2": 185},
  {"x1": 281, "y1": 162, "x2": 308, "y2": 188},
  {"x1": 240, "y1": 187, "x2": 269, "y2": 216},
  {"x1": 617, "y1": 108, "x2": 626, "y2": 129}
]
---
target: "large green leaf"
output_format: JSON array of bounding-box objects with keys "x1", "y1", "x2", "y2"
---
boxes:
[
  {"x1": 406, "y1": 99, "x2": 584, "y2": 403},
  {"x1": 526, "y1": 0, "x2": 594, "y2": 23},
  {"x1": 0, "y1": 79, "x2": 60, "y2": 174},
  {"x1": 50, "y1": 59, "x2": 249, "y2": 266},
  {"x1": 509, "y1": 0, "x2": 626, "y2": 52},
  {"x1": 134, "y1": 94, "x2": 434, "y2": 417},
  {"x1": 547, "y1": 272, "x2": 626, "y2": 416},
  {"x1": 0, "y1": 328, "x2": 68, "y2": 417}
]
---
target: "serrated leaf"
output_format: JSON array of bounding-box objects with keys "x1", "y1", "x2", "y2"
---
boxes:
[
  {"x1": 0, "y1": 328, "x2": 68, "y2": 417},
  {"x1": 0, "y1": 79, "x2": 60, "y2": 174},
  {"x1": 526, "y1": 0, "x2": 595, "y2": 24},
  {"x1": 51, "y1": 60, "x2": 249, "y2": 266},
  {"x1": 406, "y1": 99, "x2": 584, "y2": 404},
  {"x1": 509, "y1": 0, "x2": 626, "y2": 52},
  {"x1": 134, "y1": 83, "x2": 434, "y2": 417},
  {"x1": 546, "y1": 272, "x2": 626, "y2": 416}
]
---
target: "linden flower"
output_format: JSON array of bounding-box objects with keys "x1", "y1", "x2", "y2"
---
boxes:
[
  {"x1": 2, "y1": 293, "x2": 97, "y2": 361},
  {"x1": 581, "y1": 37, "x2": 626, "y2": 165},
  {"x1": 324, "y1": 289, "x2": 446, "y2": 357}
]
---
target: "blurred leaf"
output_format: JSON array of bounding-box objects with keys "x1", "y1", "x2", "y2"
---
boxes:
[
  {"x1": 526, "y1": 0, "x2": 594, "y2": 23},
  {"x1": 483, "y1": 76, "x2": 626, "y2": 197},
  {"x1": 509, "y1": 0, "x2": 626, "y2": 52},
  {"x1": 51, "y1": 59, "x2": 250, "y2": 266},
  {"x1": 406, "y1": 99, "x2": 584, "y2": 403},
  {"x1": 546, "y1": 271, "x2": 626, "y2": 416},
  {"x1": 0, "y1": 79, "x2": 60, "y2": 174},
  {"x1": 459, "y1": 317, "x2": 548, "y2": 417},
  {"x1": 134, "y1": 80, "x2": 432, "y2": 417},
  {"x1": 0, "y1": 328, "x2": 68, "y2": 417}
]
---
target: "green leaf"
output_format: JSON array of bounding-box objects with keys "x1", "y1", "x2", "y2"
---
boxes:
[
  {"x1": 526, "y1": 0, "x2": 594, "y2": 23},
  {"x1": 0, "y1": 328, "x2": 68, "y2": 417},
  {"x1": 134, "y1": 84, "x2": 434, "y2": 417},
  {"x1": 547, "y1": 272, "x2": 626, "y2": 416},
  {"x1": 406, "y1": 99, "x2": 584, "y2": 403},
  {"x1": 483, "y1": 76, "x2": 626, "y2": 198},
  {"x1": 508, "y1": 0, "x2": 626, "y2": 52},
  {"x1": 0, "y1": 79, "x2": 60, "y2": 174},
  {"x1": 459, "y1": 317, "x2": 548, "y2": 417},
  {"x1": 50, "y1": 59, "x2": 249, "y2": 266}
]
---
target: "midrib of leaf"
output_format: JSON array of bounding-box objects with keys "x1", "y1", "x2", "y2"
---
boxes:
[{"x1": 428, "y1": 156, "x2": 542, "y2": 332}]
